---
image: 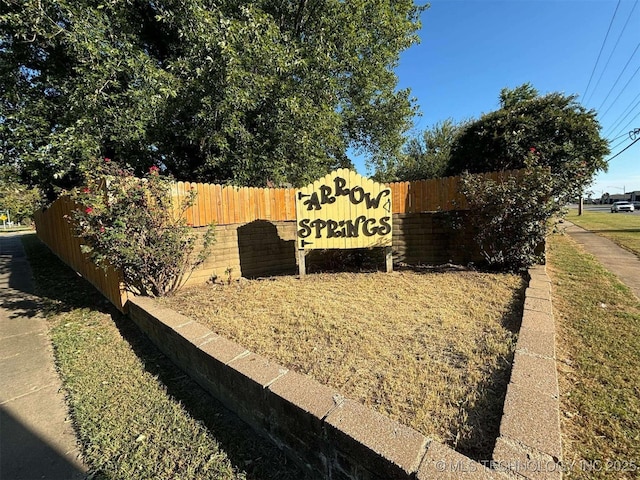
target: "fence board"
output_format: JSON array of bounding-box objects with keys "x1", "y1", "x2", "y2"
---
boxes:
[
  {"x1": 284, "y1": 188, "x2": 294, "y2": 220},
  {"x1": 221, "y1": 187, "x2": 233, "y2": 225},
  {"x1": 137, "y1": 170, "x2": 523, "y2": 227},
  {"x1": 203, "y1": 183, "x2": 212, "y2": 225},
  {"x1": 34, "y1": 196, "x2": 128, "y2": 312}
]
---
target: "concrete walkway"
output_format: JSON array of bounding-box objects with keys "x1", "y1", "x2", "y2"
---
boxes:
[
  {"x1": 0, "y1": 232, "x2": 86, "y2": 480},
  {"x1": 563, "y1": 221, "x2": 640, "y2": 299}
]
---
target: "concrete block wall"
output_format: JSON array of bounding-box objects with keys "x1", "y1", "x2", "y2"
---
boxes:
[
  {"x1": 185, "y1": 213, "x2": 483, "y2": 286},
  {"x1": 392, "y1": 213, "x2": 480, "y2": 266},
  {"x1": 492, "y1": 265, "x2": 563, "y2": 480},
  {"x1": 185, "y1": 221, "x2": 298, "y2": 286},
  {"x1": 127, "y1": 295, "x2": 509, "y2": 480}
]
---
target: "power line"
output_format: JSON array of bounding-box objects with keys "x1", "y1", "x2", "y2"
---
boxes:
[
  {"x1": 583, "y1": 0, "x2": 621, "y2": 101},
  {"x1": 585, "y1": 0, "x2": 639, "y2": 106},
  {"x1": 609, "y1": 130, "x2": 634, "y2": 143},
  {"x1": 596, "y1": 41, "x2": 640, "y2": 112},
  {"x1": 610, "y1": 109, "x2": 640, "y2": 141},
  {"x1": 609, "y1": 136, "x2": 631, "y2": 153},
  {"x1": 599, "y1": 63, "x2": 640, "y2": 120},
  {"x1": 607, "y1": 136, "x2": 639, "y2": 162},
  {"x1": 609, "y1": 128, "x2": 640, "y2": 155},
  {"x1": 604, "y1": 91, "x2": 640, "y2": 136}
]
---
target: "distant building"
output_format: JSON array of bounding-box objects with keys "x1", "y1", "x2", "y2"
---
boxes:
[{"x1": 600, "y1": 191, "x2": 640, "y2": 204}]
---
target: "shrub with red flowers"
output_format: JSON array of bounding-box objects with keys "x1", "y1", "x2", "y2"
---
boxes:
[
  {"x1": 459, "y1": 153, "x2": 558, "y2": 271},
  {"x1": 71, "y1": 158, "x2": 215, "y2": 296}
]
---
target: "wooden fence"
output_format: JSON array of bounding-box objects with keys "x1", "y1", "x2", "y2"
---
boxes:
[
  {"x1": 33, "y1": 196, "x2": 129, "y2": 312},
  {"x1": 34, "y1": 169, "x2": 521, "y2": 311},
  {"x1": 174, "y1": 170, "x2": 521, "y2": 227}
]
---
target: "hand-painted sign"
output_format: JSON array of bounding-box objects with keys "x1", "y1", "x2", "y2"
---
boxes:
[{"x1": 295, "y1": 169, "x2": 392, "y2": 250}]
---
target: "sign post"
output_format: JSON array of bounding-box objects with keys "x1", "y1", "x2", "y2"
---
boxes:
[
  {"x1": 0, "y1": 213, "x2": 6, "y2": 229},
  {"x1": 295, "y1": 169, "x2": 393, "y2": 276}
]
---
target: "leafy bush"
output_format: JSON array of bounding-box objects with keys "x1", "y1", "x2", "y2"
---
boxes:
[
  {"x1": 459, "y1": 156, "x2": 559, "y2": 271},
  {"x1": 0, "y1": 165, "x2": 43, "y2": 224},
  {"x1": 71, "y1": 158, "x2": 215, "y2": 296}
]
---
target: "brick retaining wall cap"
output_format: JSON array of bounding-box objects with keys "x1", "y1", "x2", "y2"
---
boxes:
[
  {"x1": 324, "y1": 399, "x2": 428, "y2": 478},
  {"x1": 493, "y1": 265, "x2": 563, "y2": 478}
]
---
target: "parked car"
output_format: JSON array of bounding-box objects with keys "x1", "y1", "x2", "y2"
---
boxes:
[
  {"x1": 611, "y1": 201, "x2": 635, "y2": 213},
  {"x1": 633, "y1": 201, "x2": 640, "y2": 209}
]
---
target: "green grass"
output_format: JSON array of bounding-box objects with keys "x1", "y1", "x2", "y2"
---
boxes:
[
  {"x1": 0, "y1": 225, "x2": 35, "y2": 233},
  {"x1": 567, "y1": 209, "x2": 640, "y2": 256},
  {"x1": 21, "y1": 234, "x2": 308, "y2": 480},
  {"x1": 547, "y1": 233, "x2": 640, "y2": 479}
]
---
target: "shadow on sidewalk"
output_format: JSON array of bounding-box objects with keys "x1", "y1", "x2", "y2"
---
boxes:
[{"x1": 0, "y1": 407, "x2": 86, "y2": 480}]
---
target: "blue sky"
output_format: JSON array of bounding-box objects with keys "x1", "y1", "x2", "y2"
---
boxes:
[{"x1": 356, "y1": 0, "x2": 640, "y2": 198}]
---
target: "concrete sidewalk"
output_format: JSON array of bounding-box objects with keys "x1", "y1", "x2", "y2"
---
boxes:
[
  {"x1": 563, "y1": 221, "x2": 640, "y2": 299},
  {"x1": 0, "y1": 232, "x2": 86, "y2": 480}
]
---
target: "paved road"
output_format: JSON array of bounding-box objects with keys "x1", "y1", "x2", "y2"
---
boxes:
[
  {"x1": 0, "y1": 232, "x2": 86, "y2": 480},
  {"x1": 563, "y1": 221, "x2": 640, "y2": 300},
  {"x1": 569, "y1": 203, "x2": 640, "y2": 214}
]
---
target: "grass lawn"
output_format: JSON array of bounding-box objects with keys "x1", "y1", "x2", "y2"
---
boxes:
[
  {"x1": 21, "y1": 234, "x2": 308, "y2": 480},
  {"x1": 566, "y1": 209, "x2": 640, "y2": 256},
  {"x1": 160, "y1": 269, "x2": 525, "y2": 460},
  {"x1": 547, "y1": 233, "x2": 640, "y2": 479},
  {"x1": 0, "y1": 225, "x2": 35, "y2": 233}
]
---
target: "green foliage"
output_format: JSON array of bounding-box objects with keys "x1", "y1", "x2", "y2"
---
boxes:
[
  {"x1": 376, "y1": 119, "x2": 464, "y2": 182},
  {"x1": 460, "y1": 156, "x2": 560, "y2": 271},
  {"x1": 1, "y1": 0, "x2": 424, "y2": 198},
  {"x1": 449, "y1": 83, "x2": 610, "y2": 203},
  {"x1": 0, "y1": 165, "x2": 42, "y2": 223},
  {"x1": 70, "y1": 158, "x2": 215, "y2": 297}
]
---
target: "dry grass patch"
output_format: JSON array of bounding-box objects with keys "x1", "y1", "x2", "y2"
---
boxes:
[{"x1": 160, "y1": 270, "x2": 525, "y2": 459}]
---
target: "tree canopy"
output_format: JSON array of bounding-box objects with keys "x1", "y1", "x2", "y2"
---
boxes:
[
  {"x1": 374, "y1": 118, "x2": 464, "y2": 182},
  {"x1": 448, "y1": 84, "x2": 610, "y2": 201},
  {"x1": 1, "y1": 0, "x2": 424, "y2": 199}
]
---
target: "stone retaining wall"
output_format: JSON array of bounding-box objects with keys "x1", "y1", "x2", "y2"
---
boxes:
[{"x1": 127, "y1": 265, "x2": 562, "y2": 480}]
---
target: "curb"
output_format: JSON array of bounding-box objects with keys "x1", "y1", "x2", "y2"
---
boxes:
[
  {"x1": 492, "y1": 265, "x2": 563, "y2": 480},
  {"x1": 126, "y1": 265, "x2": 561, "y2": 480}
]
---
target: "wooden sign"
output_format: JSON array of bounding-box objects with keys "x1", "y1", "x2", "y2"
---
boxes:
[{"x1": 295, "y1": 169, "x2": 393, "y2": 274}]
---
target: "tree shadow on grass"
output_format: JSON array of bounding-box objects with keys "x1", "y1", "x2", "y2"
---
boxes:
[
  {"x1": 454, "y1": 279, "x2": 525, "y2": 462},
  {"x1": 110, "y1": 311, "x2": 311, "y2": 480},
  {"x1": 18, "y1": 233, "x2": 114, "y2": 316},
  {"x1": 22, "y1": 233, "x2": 309, "y2": 480}
]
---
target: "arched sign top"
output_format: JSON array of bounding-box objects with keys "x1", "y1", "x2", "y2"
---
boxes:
[{"x1": 295, "y1": 169, "x2": 392, "y2": 251}]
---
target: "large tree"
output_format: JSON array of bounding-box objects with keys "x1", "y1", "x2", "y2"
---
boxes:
[
  {"x1": 375, "y1": 118, "x2": 464, "y2": 182},
  {"x1": 0, "y1": 0, "x2": 424, "y2": 199},
  {"x1": 448, "y1": 84, "x2": 610, "y2": 201}
]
